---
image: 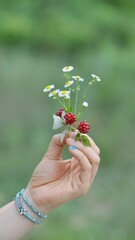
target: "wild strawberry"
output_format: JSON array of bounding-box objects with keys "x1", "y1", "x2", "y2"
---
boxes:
[
  {"x1": 77, "y1": 121, "x2": 90, "y2": 134},
  {"x1": 64, "y1": 112, "x2": 76, "y2": 125},
  {"x1": 56, "y1": 108, "x2": 64, "y2": 118}
]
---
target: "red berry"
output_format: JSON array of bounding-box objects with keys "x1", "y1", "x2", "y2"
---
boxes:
[
  {"x1": 56, "y1": 108, "x2": 64, "y2": 117},
  {"x1": 77, "y1": 121, "x2": 90, "y2": 134},
  {"x1": 64, "y1": 112, "x2": 76, "y2": 125}
]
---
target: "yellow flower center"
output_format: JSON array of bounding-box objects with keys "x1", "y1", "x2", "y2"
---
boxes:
[
  {"x1": 65, "y1": 66, "x2": 70, "y2": 70},
  {"x1": 51, "y1": 91, "x2": 56, "y2": 96},
  {"x1": 46, "y1": 85, "x2": 51, "y2": 89},
  {"x1": 65, "y1": 81, "x2": 71, "y2": 86},
  {"x1": 76, "y1": 76, "x2": 80, "y2": 79},
  {"x1": 61, "y1": 91, "x2": 67, "y2": 95}
]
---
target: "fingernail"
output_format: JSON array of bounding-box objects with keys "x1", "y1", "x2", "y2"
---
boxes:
[{"x1": 71, "y1": 145, "x2": 77, "y2": 150}]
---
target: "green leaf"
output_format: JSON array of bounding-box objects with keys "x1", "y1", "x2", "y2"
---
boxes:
[
  {"x1": 81, "y1": 135, "x2": 91, "y2": 147},
  {"x1": 75, "y1": 132, "x2": 81, "y2": 142}
]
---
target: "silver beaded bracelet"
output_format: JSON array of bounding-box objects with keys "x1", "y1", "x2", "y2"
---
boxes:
[
  {"x1": 14, "y1": 190, "x2": 47, "y2": 224},
  {"x1": 20, "y1": 189, "x2": 47, "y2": 219}
]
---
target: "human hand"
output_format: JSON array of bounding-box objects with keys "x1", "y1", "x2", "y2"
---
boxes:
[{"x1": 26, "y1": 132, "x2": 100, "y2": 214}]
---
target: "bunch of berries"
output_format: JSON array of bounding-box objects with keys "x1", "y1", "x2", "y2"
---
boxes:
[{"x1": 56, "y1": 109, "x2": 90, "y2": 134}]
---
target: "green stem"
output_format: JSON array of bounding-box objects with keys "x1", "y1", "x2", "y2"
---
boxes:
[
  {"x1": 64, "y1": 98, "x2": 70, "y2": 112},
  {"x1": 74, "y1": 81, "x2": 79, "y2": 114},
  {"x1": 56, "y1": 96, "x2": 66, "y2": 110},
  {"x1": 77, "y1": 82, "x2": 92, "y2": 117},
  {"x1": 77, "y1": 106, "x2": 87, "y2": 121}
]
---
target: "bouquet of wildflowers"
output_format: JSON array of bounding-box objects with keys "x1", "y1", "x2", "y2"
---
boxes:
[{"x1": 43, "y1": 66, "x2": 101, "y2": 146}]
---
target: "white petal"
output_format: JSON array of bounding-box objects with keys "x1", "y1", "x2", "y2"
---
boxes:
[
  {"x1": 91, "y1": 74, "x2": 101, "y2": 82},
  {"x1": 61, "y1": 111, "x2": 66, "y2": 119},
  {"x1": 65, "y1": 94, "x2": 70, "y2": 99},
  {"x1": 52, "y1": 115, "x2": 65, "y2": 130},
  {"x1": 72, "y1": 76, "x2": 84, "y2": 81},
  {"x1": 48, "y1": 92, "x2": 53, "y2": 97},
  {"x1": 82, "y1": 101, "x2": 88, "y2": 107},
  {"x1": 60, "y1": 129, "x2": 68, "y2": 142}
]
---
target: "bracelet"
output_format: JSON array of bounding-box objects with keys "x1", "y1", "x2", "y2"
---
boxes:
[
  {"x1": 14, "y1": 190, "x2": 48, "y2": 224},
  {"x1": 20, "y1": 189, "x2": 47, "y2": 219},
  {"x1": 15, "y1": 192, "x2": 42, "y2": 224}
]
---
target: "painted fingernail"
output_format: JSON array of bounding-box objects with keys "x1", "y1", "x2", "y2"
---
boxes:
[{"x1": 71, "y1": 145, "x2": 77, "y2": 150}]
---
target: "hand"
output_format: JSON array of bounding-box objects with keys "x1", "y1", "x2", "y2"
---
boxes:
[{"x1": 26, "y1": 132, "x2": 100, "y2": 214}]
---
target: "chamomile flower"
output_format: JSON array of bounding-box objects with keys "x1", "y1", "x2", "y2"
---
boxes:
[
  {"x1": 91, "y1": 74, "x2": 101, "y2": 82},
  {"x1": 62, "y1": 66, "x2": 74, "y2": 72},
  {"x1": 82, "y1": 101, "x2": 88, "y2": 107},
  {"x1": 43, "y1": 84, "x2": 55, "y2": 92},
  {"x1": 72, "y1": 75, "x2": 84, "y2": 81},
  {"x1": 58, "y1": 90, "x2": 70, "y2": 99},
  {"x1": 64, "y1": 80, "x2": 74, "y2": 88},
  {"x1": 49, "y1": 89, "x2": 60, "y2": 97}
]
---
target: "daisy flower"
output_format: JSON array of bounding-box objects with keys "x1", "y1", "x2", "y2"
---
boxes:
[
  {"x1": 49, "y1": 89, "x2": 60, "y2": 97},
  {"x1": 72, "y1": 75, "x2": 84, "y2": 81},
  {"x1": 91, "y1": 74, "x2": 101, "y2": 82},
  {"x1": 64, "y1": 80, "x2": 74, "y2": 88},
  {"x1": 82, "y1": 101, "x2": 88, "y2": 107},
  {"x1": 58, "y1": 90, "x2": 70, "y2": 99},
  {"x1": 62, "y1": 66, "x2": 74, "y2": 72},
  {"x1": 43, "y1": 84, "x2": 55, "y2": 92}
]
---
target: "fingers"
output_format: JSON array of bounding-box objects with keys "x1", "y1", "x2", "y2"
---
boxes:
[
  {"x1": 68, "y1": 145, "x2": 91, "y2": 186},
  {"x1": 43, "y1": 134, "x2": 65, "y2": 160},
  {"x1": 66, "y1": 136, "x2": 100, "y2": 185},
  {"x1": 68, "y1": 146, "x2": 91, "y2": 172}
]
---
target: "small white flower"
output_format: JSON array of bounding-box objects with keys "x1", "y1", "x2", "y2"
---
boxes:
[
  {"x1": 49, "y1": 89, "x2": 60, "y2": 97},
  {"x1": 58, "y1": 90, "x2": 70, "y2": 99},
  {"x1": 62, "y1": 66, "x2": 74, "y2": 72},
  {"x1": 64, "y1": 80, "x2": 74, "y2": 88},
  {"x1": 82, "y1": 101, "x2": 88, "y2": 107},
  {"x1": 52, "y1": 114, "x2": 65, "y2": 130},
  {"x1": 72, "y1": 75, "x2": 84, "y2": 81},
  {"x1": 43, "y1": 84, "x2": 55, "y2": 92},
  {"x1": 91, "y1": 74, "x2": 101, "y2": 82}
]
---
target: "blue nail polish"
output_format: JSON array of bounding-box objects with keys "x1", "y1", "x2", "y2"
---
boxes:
[{"x1": 71, "y1": 145, "x2": 77, "y2": 150}]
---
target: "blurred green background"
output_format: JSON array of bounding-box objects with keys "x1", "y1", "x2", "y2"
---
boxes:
[{"x1": 0, "y1": 0, "x2": 135, "y2": 239}]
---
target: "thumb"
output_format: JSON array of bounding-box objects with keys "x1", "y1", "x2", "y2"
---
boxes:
[{"x1": 43, "y1": 134, "x2": 65, "y2": 160}]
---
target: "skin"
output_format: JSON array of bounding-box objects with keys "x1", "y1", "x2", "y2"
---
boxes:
[
  {"x1": 0, "y1": 132, "x2": 100, "y2": 240},
  {"x1": 26, "y1": 132, "x2": 100, "y2": 214}
]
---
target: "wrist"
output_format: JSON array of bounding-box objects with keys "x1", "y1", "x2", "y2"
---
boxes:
[
  {"x1": 25, "y1": 187, "x2": 49, "y2": 215},
  {"x1": 24, "y1": 188, "x2": 38, "y2": 210}
]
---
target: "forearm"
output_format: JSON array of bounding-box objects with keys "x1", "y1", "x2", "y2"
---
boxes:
[{"x1": 0, "y1": 201, "x2": 34, "y2": 240}]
